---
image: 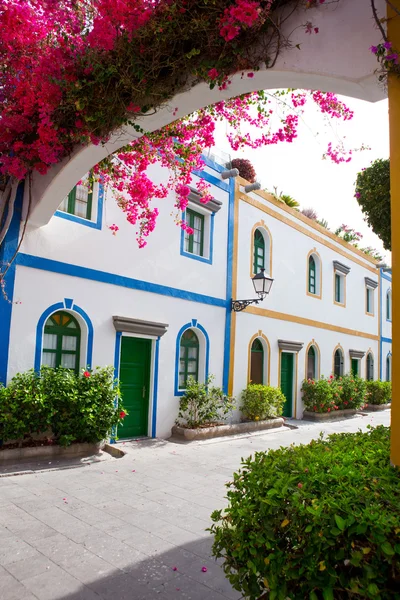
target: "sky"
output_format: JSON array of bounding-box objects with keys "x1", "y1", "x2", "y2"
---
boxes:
[{"x1": 212, "y1": 94, "x2": 390, "y2": 263}]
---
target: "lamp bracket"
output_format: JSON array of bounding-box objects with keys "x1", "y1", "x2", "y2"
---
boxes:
[{"x1": 231, "y1": 298, "x2": 264, "y2": 312}]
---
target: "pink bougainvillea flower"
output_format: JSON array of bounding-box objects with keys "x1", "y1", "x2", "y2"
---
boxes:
[
  {"x1": 119, "y1": 411, "x2": 127, "y2": 419},
  {"x1": 370, "y1": 45, "x2": 378, "y2": 54},
  {"x1": 207, "y1": 68, "x2": 219, "y2": 80},
  {"x1": 172, "y1": 567, "x2": 178, "y2": 571},
  {"x1": 83, "y1": 371, "x2": 90, "y2": 378},
  {"x1": 247, "y1": 72, "x2": 254, "y2": 78}
]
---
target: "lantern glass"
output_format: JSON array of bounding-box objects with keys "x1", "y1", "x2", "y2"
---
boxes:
[{"x1": 252, "y1": 269, "x2": 273, "y2": 297}]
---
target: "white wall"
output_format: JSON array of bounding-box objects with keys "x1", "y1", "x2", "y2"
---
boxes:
[
  {"x1": 19, "y1": 166, "x2": 230, "y2": 302},
  {"x1": 9, "y1": 266, "x2": 227, "y2": 439}
]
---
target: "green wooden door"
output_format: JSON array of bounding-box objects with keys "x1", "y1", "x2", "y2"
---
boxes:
[
  {"x1": 119, "y1": 337, "x2": 151, "y2": 438},
  {"x1": 280, "y1": 352, "x2": 294, "y2": 417},
  {"x1": 351, "y1": 358, "x2": 359, "y2": 377}
]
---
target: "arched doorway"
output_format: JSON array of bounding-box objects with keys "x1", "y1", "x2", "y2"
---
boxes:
[{"x1": 250, "y1": 338, "x2": 264, "y2": 385}]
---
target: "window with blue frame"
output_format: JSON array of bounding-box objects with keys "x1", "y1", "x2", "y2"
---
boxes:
[
  {"x1": 387, "y1": 289, "x2": 392, "y2": 320},
  {"x1": 59, "y1": 176, "x2": 93, "y2": 220},
  {"x1": 180, "y1": 188, "x2": 222, "y2": 265},
  {"x1": 56, "y1": 173, "x2": 103, "y2": 230}
]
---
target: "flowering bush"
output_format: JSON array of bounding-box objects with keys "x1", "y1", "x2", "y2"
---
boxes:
[
  {"x1": 301, "y1": 376, "x2": 338, "y2": 413},
  {"x1": 366, "y1": 380, "x2": 392, "y2": 406},
  {"x1": 231, "y1": 158, "x2": 257, "y2": 182},
  {"x1": 0, "y1": 0, "x2": 365, "y2": 253},
  {"x1": 176, "y1": 375, "x2": 235, "y2": 428},
  {"x1": 240, "y1": 384, "x2": 285, "y2": 420},
  {"x1": 0, "y1": 366, "x2": 125, "y2": 447},
  {"x1": 302, "y1": 374, "x2": 367, "y2": 413},
  {"x1": 210, "y1": 425, "x2": 400, "y2": 600}
]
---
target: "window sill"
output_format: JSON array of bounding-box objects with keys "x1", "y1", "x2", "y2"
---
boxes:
[
  {"x1": 334, "y1": 301, "x2": 346, "y2": 308},
  {"x1": 55, "y1": 210, "x2": 101, "y2": 230},
  {"x1": 306, "y1": 291, "x2": 322, "y2": 300},
  {"x1": 181, "y1": 250, "x2": 212, "y2": 265},
  {"x1": 366, "y1": 311, "x2": 374, "y2": 317}
]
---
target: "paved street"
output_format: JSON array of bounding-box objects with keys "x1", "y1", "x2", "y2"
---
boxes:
[{"x1": 0, "y1": 411, "x2": 390, "y2": 600}]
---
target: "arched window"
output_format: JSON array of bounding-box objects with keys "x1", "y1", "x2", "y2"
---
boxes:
[
  {"x1": 366, "y1": 353, "x2": 374, "y2": 381},
  {"x1": 387, "y1": 289, "x2": 392, "y2": 321},
  {"x1": 307, "y1": 346, "x2": 316, "y2": 379},
  {"x1": 179, "y1": 329, "x2": 199, "y2": 388},
  {"x1": 334, "y1": 348, "x2": 344, "y2": 377},
  {"x1": 250, "y1": 338, "x2": 264, "y2": 384},
  {"x1": 253, "y1": 229, "x2": 265, "y2": 274},
  {"x1": 386, "y1": 354, "x2": 392, "y2": 382},
  {"x1": 308, "y1": 256, "x2": 316, "y2": 294},
  {"x1": 42, "y1": 311, "x2": 81, "y2": 373}
]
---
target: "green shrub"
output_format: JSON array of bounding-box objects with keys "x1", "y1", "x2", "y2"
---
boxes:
[
  {"x1": 302, "y1": 375, "x2": 367, "y2": 413},
  {"x1": 0, "y1": 366, "x2": 124, "y2": 446},
  {"x1": 240, "y1": 384, "x2": 285, "y2": 420},
  {"x1": 0, "y1": 370, "x2": 52, "y2": 442},
  {"x1": 338, "y1": 374, "x2": 367, "y2": 409},
  {"x1": 177, "y1": 375, "x2": 235, "y2": 428},
  {"x1": 210, "y1": 426, "x2": 400, "y2": 600},
  {"x1": 301, "y1": 376, "x2": 338, "y2": 413},
  {"x1": 366, "y1": 380, "x2": 392, "y2": 405}
]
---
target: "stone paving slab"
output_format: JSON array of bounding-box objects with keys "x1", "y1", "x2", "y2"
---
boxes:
[{"x1": 0, "y1": 411, "x2": 390, "y2": 600}]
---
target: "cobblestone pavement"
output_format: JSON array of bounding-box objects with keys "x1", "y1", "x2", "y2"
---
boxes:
[{"x1": 0, "y1": 411, "x2": 390, "y2": 600}]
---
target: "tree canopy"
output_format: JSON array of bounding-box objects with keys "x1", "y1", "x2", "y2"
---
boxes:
[{"x1": 355, "y1": 158, "x2": 391, "y2": 251}]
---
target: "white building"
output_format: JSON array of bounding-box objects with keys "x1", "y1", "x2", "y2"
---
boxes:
[
  {"x1": 0, "y1": 156, "x2": 387, "y2": 438},
  {"x1": 380, "y1": 268, "x2": 392, "y2": 382}
]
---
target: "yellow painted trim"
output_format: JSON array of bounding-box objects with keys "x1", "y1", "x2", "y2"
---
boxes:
[
  {"x1": 239, "y1": 193, "x2": 378, "y2": 274},
  {"x1": 388, "y1": 0, "x2": 400, "y2": 466},
  {"x1": 332, "y1": 343, "x2": 345, "y2": 376},
  {"x1": 305, "y1": 340, "x2": 321, "y2": 380},
  {"x1": 228, "y1": 180, "x2": 240, "y2": 397},
  {"x1": 294, "y1": 352, "x2": 298, "y2": 419},
  {"x1": 365, "y1": 348, "x2": 374, "y2": 380},
  {"x1": 249, "y1": 220, "x2": 273, "y2": 277},
  {"x1": 246, "y1": 305, "x2": 379, "y2": 341},
  {"x1": 237, "y1": 178, "x2": 378, "y2": 266},
  {"x1": 306, "y1": 248, "x2": 322, "y2": 299},
  {"x1": 247, "y1": 331, "x2": 271, "y2": 384},
  {"x1": 333, "y1": 270, "x2": 346, "y2": 308}
]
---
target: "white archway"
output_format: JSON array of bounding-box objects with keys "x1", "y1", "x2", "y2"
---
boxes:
[{"x1": 26, "y1": 0, "x2": 386, "y2": 226}]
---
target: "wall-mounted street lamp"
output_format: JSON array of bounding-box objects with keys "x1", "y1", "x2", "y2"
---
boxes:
[{"x1": 231, "y1": 269, "x2": 274, "y2": 312}]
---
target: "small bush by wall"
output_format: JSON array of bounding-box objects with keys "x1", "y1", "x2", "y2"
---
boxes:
[
  {"x1": 210, "y1": 426, "x2": 400, "y2": 600},
  {"x1": 366, "y1": 380, "x2": 392, "y2": 405},
  {"x1": 302, "y1": 375, "x2": 367, "y2": 413},
  {"x1": 240, "y1": 384, "x2": 285, "y2": 420},
  {"x1": 176, "y1": 375, "x2": 235, "y2": 428},
  {"x1": 0, "y1": 366, "x2": 124, "y2": 447}
]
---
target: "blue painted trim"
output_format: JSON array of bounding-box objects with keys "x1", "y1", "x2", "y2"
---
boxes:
[
  {"x1": 380, "y1": 270, "x2": 383, "y2": 379},
  {"x1": 192, "y1": 169, "x2": 230, "y2": 192},
  {"x1": 381, "y1": 272, "x2": 392, "y2": 282},
  {"x1": 222, "y1": 178, "x2": 235, "y2": 394},
  {"x1": 201, "y1": 155, "x2": 226, "y2": 174},
  {"x1": 110, "y1": 331, "x2": 122, "y2": 443},
  {"x1": 382, "y1": 336, "x2": 392, "y2": 344},
  {"x1": 0, "y1": 182, "x2": 24, "y2": 384},
  {"x1": 17, "y1": 253, "x2": 228, "y2": 308},
  {"x1": 72, "y1": 303, "x2": 94, "y2": 368},
  {"x1": 180, "y1": 211, "x2": 215, "y2": 265},
  {"x1": 34, "y1": 302, "x2": 64, "y2": 371},
  {"x1": 174, "y1": 320, "x2": 210, "y2": 396},
  {"x1": 151, "y1": 337, "x2": 160, "y2": 438},
  {"x1": 54, "y1": 182, "x2": 104, "y2": 230},
  {"x1": 64, "y1": 298, "x2": 73, "y2": 309},
  {"x1": 34, "y1": 299, "x2": 94, "y2": 371}
]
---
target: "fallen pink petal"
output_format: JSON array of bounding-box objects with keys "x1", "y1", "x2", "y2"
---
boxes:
[
  {"x1": 172, "y1": 566, "x2": 178, "y2": 571},
  {"x1": 201, "y1": 567, "x2": 208, "y2": 572}
]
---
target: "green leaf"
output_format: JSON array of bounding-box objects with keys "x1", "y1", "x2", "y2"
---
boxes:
[
  {"x1": 367, "y1": 583, "x2": 380, "y2": 595},
  {"x1": 322, "y1": 588, "x2": 334, "y2": 600},
  {"x1": 381, "y1": 541, "x2": 395, "y2": 556},
  {"x1": 334, "y1": 515, "x2": 346, "y2": 531},
  {"x1": 309, "y1": 593, "x2": 318, "y2": 600}
]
